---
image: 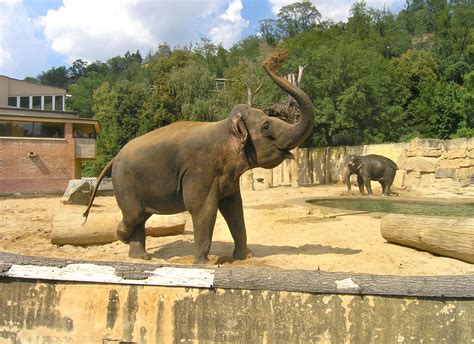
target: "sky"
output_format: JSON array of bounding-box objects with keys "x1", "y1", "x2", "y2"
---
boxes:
[{"x1": 0, "y1": 0, "x2": 405, "y2": 80}]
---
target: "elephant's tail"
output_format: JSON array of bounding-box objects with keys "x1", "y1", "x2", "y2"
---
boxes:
[
  {"x1": 382, "y1": 157, "x2": 399, "y2": 171},
  {"x1": 82, "y1": 159, "x2": 114, "y2": 222}
]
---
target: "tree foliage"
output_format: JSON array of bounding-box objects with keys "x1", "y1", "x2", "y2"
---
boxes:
[{"x1": 26, "y1": 0, "x2": 473, "y2": 176}]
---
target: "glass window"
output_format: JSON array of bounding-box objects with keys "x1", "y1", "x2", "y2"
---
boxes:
[
  {"x1": 73, "y1": 124, "x2": 95, "y2": 138},
  {"x1": 44, "y1": 96, "x2": 53, "y2": 111},
  {"x1": 8, "y1": 97, "x2": 17, "y2": 107},
  {"x1": 20, "y1": 96, "x2": 30, "y2": 109},
  {"x1": 55, "y1": 95, "x2": 63, "y2": 111},
  {"x1": 33, "y1": 122, "x2": 64, "y2": 138},
  {"x1": 0, "y1": 121, "x2": 64, "y2": 138},
  {"x1": 32, "y1": 96, "x2": 42, "y2": 110},
  {"x1": 0, "y1": 121, "x2": 33, "y2": 137}
]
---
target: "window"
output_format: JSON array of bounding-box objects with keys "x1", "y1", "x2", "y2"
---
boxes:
[
  {"x1": 55, "y1": 95, "x2": 63, "y2": 111},
  {"x1": 8, "y1": 97, "x2": 17, "y2": 107},
  {"x1": 73, "y1": 124, "x2": 95, "y2": 138},
  {"x1": 44, "y1": 96, "x2": 53, "y2": 110},
  {"x1": 20, "y1": 96, "x2": 30, "y2": 108},
  {"x1": 0, "y1": 121, "x2": 64, "y2": 138},
  {"x1": 32, "y1": 96, "x2": 42, "y2": 110}
]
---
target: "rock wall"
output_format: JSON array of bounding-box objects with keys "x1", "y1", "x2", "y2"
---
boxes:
[
  {"x1": 242, "y1": 138, "x2": 474, "y2": 190},
  {"x1": 401, "y1": 138, "x2": 474, "y2": 189}
]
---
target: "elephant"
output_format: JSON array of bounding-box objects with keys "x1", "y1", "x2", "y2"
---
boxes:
[
  {"x1": 342, "y1": 154, "x2": 398, "y2": 196},
  {"x1": 83, "y1": 50, "x2": 315, "y2": 264}
]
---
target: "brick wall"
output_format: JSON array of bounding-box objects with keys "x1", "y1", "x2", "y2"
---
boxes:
[{"x1": 0, "y1": 123, "x2": 79, "y2": 194}]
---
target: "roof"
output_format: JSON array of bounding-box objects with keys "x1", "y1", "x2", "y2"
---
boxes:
[{"x1": 0, "y1": 75, "x2": 66, "y2": 93}]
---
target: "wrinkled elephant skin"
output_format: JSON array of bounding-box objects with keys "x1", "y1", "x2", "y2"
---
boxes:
[
  {"x1": 342, "y1": 154, "x2": 398, "y2": 196},
  {"x1": 84, "y1": 51, "x2": 315, "y2": 263}
]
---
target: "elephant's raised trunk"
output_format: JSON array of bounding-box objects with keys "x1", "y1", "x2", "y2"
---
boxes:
[{"x1": 263, "y1": 50, "x2": 315, "y2": 149}]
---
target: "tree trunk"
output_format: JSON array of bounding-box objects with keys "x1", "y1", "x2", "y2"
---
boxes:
[
  {"x1": 51, "y1": 212, "x2": 186, "y2": 245},
  {"x1": 380, "y1": 214, "x2": 474, "y2": 264}
]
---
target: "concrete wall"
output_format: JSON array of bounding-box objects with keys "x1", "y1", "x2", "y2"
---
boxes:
[
  {"x1": 0, "y1": 278, "x2": 472, "y2": 343},
  {"x1": 0, "y1": 123, "x2": 80, "y2": 194},
  {"x1": 242, "y1": 138, "x2": 474, "y2": 190}
]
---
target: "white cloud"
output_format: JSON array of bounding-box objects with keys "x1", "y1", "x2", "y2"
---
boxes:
[
  {"x1": 0, "y1": 1, "x2": 50, "y2": 78},
  {"x1": 39, "y1": 0, "x2": 232, "y2": 64},
  {"x1": 209, "y1": 0, "x2": 249, "y2": 48}
]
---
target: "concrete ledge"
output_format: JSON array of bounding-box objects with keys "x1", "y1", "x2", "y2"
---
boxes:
[{"x1": 0, "y1": 251, "x2": 473, "y2": 343}]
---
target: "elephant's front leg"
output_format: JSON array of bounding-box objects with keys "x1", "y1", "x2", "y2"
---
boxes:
[
  {"x1": 184, "y1": 181, "x2": 219, "y2": 264},
  {"x1": 218, "y1": 191, "x2": 254, "y2": 260},
  {"x1": 362, "y1": 175, "x2": 374, "y2": 195},
  {"x1": 357, "y1": 175, "x2": 365, "y2": 195}
]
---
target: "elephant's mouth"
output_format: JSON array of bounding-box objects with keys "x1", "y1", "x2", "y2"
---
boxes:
[{"x1": 277, "y1": 146, "x2": 294, "y2": 159}]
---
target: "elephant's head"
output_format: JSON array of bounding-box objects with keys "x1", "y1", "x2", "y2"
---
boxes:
[
  {"x1": 229, "y1": 50, "x2": 315, "y2": 169},
  {"x1": 346, "y1": 155, "x2": 363, "y2": 174}
]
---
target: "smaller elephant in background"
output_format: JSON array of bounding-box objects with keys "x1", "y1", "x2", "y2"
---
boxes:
[{"x1": 342, "y1": 154, "x2": 398, "y2": 196}]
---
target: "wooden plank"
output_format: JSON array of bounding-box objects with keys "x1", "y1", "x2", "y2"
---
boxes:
[
  {"x1": 1, "y1": 252, "x2": 473, "y2": 297},
  {"x1": 5, "y1": 264, "x2": 215, "y2": 288}
]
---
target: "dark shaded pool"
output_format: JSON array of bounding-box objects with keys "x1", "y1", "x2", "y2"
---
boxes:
[{"x1": 308, "y1": 199, "x2": 474, "y2": 217}]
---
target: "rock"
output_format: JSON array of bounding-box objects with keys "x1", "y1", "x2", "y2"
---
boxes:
[
  {"x1": 446, "y1": 137, "x2": 468, "y2": 150},
  {"x1": 405, "y1": 157, "x2": 438, "y2": 173},
  {"x1": 435, "y1": 167, "x2": 456, "y2": 179},
  {"x1": 455, "y1": 167, "x2": 474, "y2": 181},
  {"x1": 419, "y1": 172, "x2": 435, "y2": 186},
  {"x1": 393, "y1": 169, "x2": 406, "y2": 188},
  {"x1": 62, "y1": 180, "x2": 91, "y2": 205},
  {"x1": 447, "y1": 150, "x2": 467, "y2": 159},
  {"x1": 407, "y1": 138, "x2": 443, "y2": 157}
]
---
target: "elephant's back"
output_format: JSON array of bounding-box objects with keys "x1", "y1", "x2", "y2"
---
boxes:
[{"x1": 365, "y1": 154, "x2": 398, "y2": 170}]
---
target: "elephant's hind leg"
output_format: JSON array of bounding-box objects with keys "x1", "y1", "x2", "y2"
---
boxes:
[
  {"x1": 128, "y1": 216, "x2": 151, "y2": 260},
  {"x1": 116, "y1": 208, "x2": 152, "y2": 260},
  {"x1": 383, "y1": 170, "x2": 397, "y2": 196}
]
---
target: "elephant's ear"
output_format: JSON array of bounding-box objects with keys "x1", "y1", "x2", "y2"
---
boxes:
[{"x1": 230, "y1": 110, "x2": 248, "y2": 146}]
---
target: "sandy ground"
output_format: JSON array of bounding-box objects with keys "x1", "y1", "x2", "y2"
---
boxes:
[{"x1": 0, "y1": 183, "x2": 473, "y2": 276}]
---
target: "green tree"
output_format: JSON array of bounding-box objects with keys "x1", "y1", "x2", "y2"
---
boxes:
[
  {"x1": 409, "y1": 80, "x2": 467, "y2": 138},
  {"x1": 68, "y1": 72, "x2": 107, "y2": 118},
  {"x1": 277, "y1": 1, "x2": 321, "y2": 37},
  {"x1": 37, "y1": 66, "x2": 69, "y2": 88},
  {"x1": 168, "y1": 62, "x2": 216, "y2": 121}
]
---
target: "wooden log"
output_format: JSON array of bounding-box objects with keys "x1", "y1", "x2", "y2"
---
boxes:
[
  {"x1": 381, "y1": 214, "x2": 474, "y2": 264},
  {"x1": 51, "y1": 212, "x2": 186, "y2": 245},
  {"x1": 2, "y1": 251, "x2": 474, "y2": 297}
]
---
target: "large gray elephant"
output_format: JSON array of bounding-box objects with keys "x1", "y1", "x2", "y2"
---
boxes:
[
  {"x1": 83, "y1": 51, "x2": 315, "y2": 264},
  {"x1": 342, "y1": 154, "x2": 398, "y2": 196}
]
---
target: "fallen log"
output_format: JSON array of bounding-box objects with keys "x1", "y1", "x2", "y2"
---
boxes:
[
  {"x1": 380, "y1": 214, "x2": 474, "y2": 264},
  {"x1": 51, "y1": 212, "x2": 186, "y2": 245}
]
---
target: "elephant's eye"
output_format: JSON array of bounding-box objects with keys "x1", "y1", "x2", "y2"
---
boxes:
[{"x1": 261, "y1": 122, "x2": 270, "y2": 131}]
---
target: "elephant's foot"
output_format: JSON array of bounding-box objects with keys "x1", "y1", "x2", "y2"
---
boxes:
[
  {"x1": 128, "y1": 243, "x2": 151, "y2": 260},
  {"x1": 193, "y1": 255, "x2": 210, "y2": 265},
  {"x1": 233, "y1": 247, "x2": 254, "y2": 260}
]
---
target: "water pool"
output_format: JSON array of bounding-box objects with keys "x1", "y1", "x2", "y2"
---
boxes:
[{"x1": 307, "y1": 198, "x2": 474, "y2": 217}]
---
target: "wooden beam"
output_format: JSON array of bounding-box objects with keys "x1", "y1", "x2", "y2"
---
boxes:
[{"x1": 1, "y1": 252, "x2": 473, "y2": 298}]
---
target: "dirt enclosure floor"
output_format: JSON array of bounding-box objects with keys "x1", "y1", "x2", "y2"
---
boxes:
[{"x1": 1, "y1": 184, "x2": 473, "y2": 276}]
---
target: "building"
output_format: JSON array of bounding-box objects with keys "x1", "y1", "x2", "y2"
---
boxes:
[{"x1": 0, "y1": 75, "x2": 100, "y2": 194}]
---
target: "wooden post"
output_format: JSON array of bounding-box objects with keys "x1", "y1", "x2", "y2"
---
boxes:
[
  {"x1": 266, "y1": 169, "x2": 273, "y2": 188},
  {"x1": 291, "y1": 148, "x2": 299, "y2": 188}
]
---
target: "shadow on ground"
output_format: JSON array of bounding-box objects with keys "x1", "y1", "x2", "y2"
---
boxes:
[{"x1": 150, "y1": 240, "x2": 361, "y2": 260}]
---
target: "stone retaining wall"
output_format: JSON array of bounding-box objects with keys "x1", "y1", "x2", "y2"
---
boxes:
[{"x1": 242, "y1": 138, "x2": 474, "y2": 190}]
